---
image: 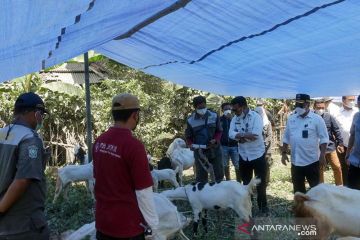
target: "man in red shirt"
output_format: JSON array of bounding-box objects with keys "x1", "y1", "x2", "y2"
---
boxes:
[{"x1": 93, "y1": 93, "x2": 158, "y2": 240}]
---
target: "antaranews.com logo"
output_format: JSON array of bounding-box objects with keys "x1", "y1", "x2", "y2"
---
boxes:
[{"x1": 235, "y1": 218, "x2": 318, "y2": 239}]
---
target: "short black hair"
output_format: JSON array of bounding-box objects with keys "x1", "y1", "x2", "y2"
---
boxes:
[
  {"x1": 221, "y1": 102, "x2": 231, "y2": 110},
  {"x1": 193, "y1": 96, "x2": 206, "y2": 107},
  {"x1": 342, "y1": 96, "x2": 346, "y2": 100},
  {"x1": 357, "y1": 95, "x2": 360, "y2": 101},
  {"x1": 231, "y1": 96, "x2": 247, "y2": 107},
  {"x1": 112, "y1": 109, "x2": 139, "y2": 122}
]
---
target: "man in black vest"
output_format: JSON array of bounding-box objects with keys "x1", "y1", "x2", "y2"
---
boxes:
[{"x1": 185, "y1": 96, "x2": 224, "y2": 183}]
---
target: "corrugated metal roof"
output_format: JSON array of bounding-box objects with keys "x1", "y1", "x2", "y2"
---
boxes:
[{"x1": 40, "y1": 62, "x2": 107, "y2": 84}]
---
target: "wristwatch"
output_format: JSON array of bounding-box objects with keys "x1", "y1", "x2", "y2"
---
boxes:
[{"x1": 144, "y1": 227, "x2": 152, "y2": 236}]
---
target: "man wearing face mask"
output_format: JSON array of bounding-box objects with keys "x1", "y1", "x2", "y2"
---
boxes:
[
  {"x1": 313, "y1": 99, "x2": 344, "y2": 185},
  {"x1": 93, "y1": 93, "x2": 158, "y2": 240},
  {"x1": 220, "y1": 103, "x2": 240, "y2": 181},
  {"x1": 185, "y1": 96, "x2": 224, "y2": 183},
  {"x1": 346, "y1": 95, "x2": 360, "y2": 190},
  {"x1": 229, "y1": 96, "x2": 268, "y2": 214},
  {"x1": 333, "y1": 96, "x2": 359, "y2": 186},
  {"x1": 0, "y1": 92, "x2": 49, "y2": 239},
  {"x1": 282, "y1": 94, "x2": 329, "y2": 194}
]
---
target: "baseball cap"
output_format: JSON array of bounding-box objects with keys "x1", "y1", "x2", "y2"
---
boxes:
[
  {"x1": 295, "y1": 94, "x2": 311, "y2": 103},
  {"x1": 14, "y1": 92, "x2": 48, "y2": 113},
  {"x1": 112, "y1": 93, "x2": 140, "y2": 111}
]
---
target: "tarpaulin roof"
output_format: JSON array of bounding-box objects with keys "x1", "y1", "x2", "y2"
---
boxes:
[{"x1": 1, "y1": 0, "x2": 360, "y2": 98}]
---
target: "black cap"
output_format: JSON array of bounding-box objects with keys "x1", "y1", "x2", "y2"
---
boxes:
[
  {"x1": 192, "y1": 96, "x2": 206, "y2": 107},
  {"x1": 231, "y1": 96, "x2": 247, "y2": 106},
  {"x1": 14, "y1": 92, "x2": 48, "y2": 113},
  {"x1": 295, "y1": 94, "x2": 310, "y2": 103}
]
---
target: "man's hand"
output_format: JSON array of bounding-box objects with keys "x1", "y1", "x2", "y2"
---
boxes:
[
  {"x1": 337, "y1": 144, "x2": 345, "y2": 153},
  {"x1": 281, "y1": 153, "x2": 289, "y2": 166},
  {"x1": 243, "y1": 133, "x2": 258, "y2": 141},
  {"x1": 319, "y1": 153, "x2": 326, "y2": 168},
  {"x1": 209, "y1": 139, "x2": 217, "y2": 145}
]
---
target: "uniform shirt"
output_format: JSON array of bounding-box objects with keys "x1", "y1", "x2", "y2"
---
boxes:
[
  {"x1": 334, "y1": 107, "x2": 358, "y2": 147},
  {"x1": 0, "y1": 123, "x2": 46, "y2": 235},
  {"x1": 93, "y1": 127, "x2": 153, "y2": 238},
  {"x1": 283, "y1": 111, "x2": 329, "y2": 166},
  {"x1": 185, "y1": 110, "x2": 222, "y2": 145},
  {"x1": 349, "y1": 112, "x2": 360, "y2": 167},
  {"x1": 229, "y1": 110, "x2": 265, "y2": 161}
]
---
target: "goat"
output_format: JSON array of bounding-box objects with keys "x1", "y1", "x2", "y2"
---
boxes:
[
  {"x1": 53, "y1": 154, "x2": 94, "y2": 203},
  {"x1": 151, "y1": 167, "x2": 180, "y2": 192},
  {"x1": 166, "y1": 138, "x2": 195, "y2": 186},
  {"x1": 64, "y1": 193, "x2": 191, "y2": 240},
  {"x1": 161, "y1": 178, "x2": 260, "y2": 235},
  {"x1": 294, "y1": 184, "x2": 360, "y2": 240}
]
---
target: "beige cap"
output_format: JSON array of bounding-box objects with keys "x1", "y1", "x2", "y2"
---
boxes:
[{"x1": 112, "y1": 93, "x2": 140, "y2": 110}]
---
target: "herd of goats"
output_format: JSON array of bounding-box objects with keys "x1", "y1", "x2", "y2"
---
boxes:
[{"x1": 53, "y1": 139, "x2": 360, "y2": 240}]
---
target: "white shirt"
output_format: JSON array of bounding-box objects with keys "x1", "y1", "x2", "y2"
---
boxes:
[
  {"x1": 229, "y1": 110, "x2": 265, "y2": 161},
  {"x1": 327, "y1": 102, "x2": 340, "y2": 117},
  {"x1": 283, "y1": 111, "x2": 329, "y2": 167},
  {"x1": 334, "y1": 106, "x2": 358, "y2": 147}
]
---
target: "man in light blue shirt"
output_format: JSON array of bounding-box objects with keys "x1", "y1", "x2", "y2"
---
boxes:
[
  {"x1": 282, "y1": 94, "x2": 329, "y2": 194},
  {"x1": 346, "y1": 95, "x2": 360, "y2": 190}
]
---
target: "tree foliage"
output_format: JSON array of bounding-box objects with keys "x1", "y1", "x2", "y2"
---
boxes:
[{"x1": 0, "y1": 57, "x2": 287, "y2": 163}]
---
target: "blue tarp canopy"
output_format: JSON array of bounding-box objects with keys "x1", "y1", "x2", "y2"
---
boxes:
[{"x1": 1, "y1": 0, "x2": 360, "y2": 98}]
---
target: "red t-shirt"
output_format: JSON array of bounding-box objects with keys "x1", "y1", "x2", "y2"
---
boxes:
[{"x1": 93, "y1": 127, "x2": 153, "y2": 238}]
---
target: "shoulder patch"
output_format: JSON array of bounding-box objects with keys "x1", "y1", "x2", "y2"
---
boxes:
[{"x1": 28, "y1": 145, "x2": 39, "y2": 159}]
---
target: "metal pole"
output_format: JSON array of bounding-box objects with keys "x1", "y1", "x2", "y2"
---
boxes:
[{"x1": 84, "y1": 52, "x2": 93, "y2": 162}]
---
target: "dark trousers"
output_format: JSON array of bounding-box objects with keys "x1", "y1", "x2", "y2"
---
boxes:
[
  {"x1": 265, "y1": 154, "x2": 273, "y2": 185},
  {"x1": 348, "y1": 164, "x2": 360, "y2": 190},
  {"x1": 239, "y1": 154, "x2": 267, "y2": 210},
  {"x1": 96, "y1": 231, "x2": 145, "y2": 240},
  {"x1": 337, "y1": 146, "x2": 349, "y2": 186},
  {"x1": 0, "y1": 226, "x2": 49, "y2": 240},
  {"x1": 291, "y1": 161, "x2": 320, "y2": 194},
  {"x1": 194, "y1": 146, "x2": 224, "y2": 183}
]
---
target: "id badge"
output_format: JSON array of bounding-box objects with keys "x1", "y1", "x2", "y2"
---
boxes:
[{"x1": 302, "y1": 130, "x2": 308, "y2": 138}]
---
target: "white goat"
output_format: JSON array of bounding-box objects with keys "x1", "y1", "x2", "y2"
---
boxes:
[
  {"x1": 64, "y1": 193, "x2": 191, "y2": 240},
  {"x1": 53, "y1": 154, "x2": 94, "y2": 203},
  {"x1": 151, "y1": 167, "x2": 180, "y2": 192},
  {"x1": 166, "y1": 138, "x2": 195, "y2": 186},
  {"x1": 294, "y1": 184, "x2": 360, "y2": 240},
  {"x1": 161, "y1": 178, "x2": 260, "y2": 235}
]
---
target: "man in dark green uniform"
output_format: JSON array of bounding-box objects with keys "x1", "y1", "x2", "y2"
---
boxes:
[{"x1": 0, "y1": 92, "x2": 49, "y2": 240}]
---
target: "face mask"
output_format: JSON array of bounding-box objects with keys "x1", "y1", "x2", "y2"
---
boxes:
[
  {"x1": 344, "y1": 101, "x2": 355, "y2": 109},
  {"x1": 35, "y1": 123, "x2": 43, "y2": 131},
  {"x1": 223, "y1": 110, "x2": 232, "y2": 116},
  {"x1": 315, "y1": 109, "x2": 324, "y2": 115},
  {"x1": 295, "y1": 107, "x2": 306, "y2": 116},
  {"x1": 196, "y1": 108, "x2": 207, "y2": 115}
]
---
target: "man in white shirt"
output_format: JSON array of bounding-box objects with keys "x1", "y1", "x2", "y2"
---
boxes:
[
  {"x1": 334, "y1": 95, "x2": 358, "y2": 186},
  {"x1": 282, "y1": 94, "x2": 329, "y2": 194},
  {"x1": 229, "y1": 96, "x2": 268, "y2": 214},
  {"x1": 323, "y1": 97, "x2": 340, "y2": 117}
]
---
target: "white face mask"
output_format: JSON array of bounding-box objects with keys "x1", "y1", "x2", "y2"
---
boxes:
[
  {"x1": 196, "y1": 108, "x2": 207, "y2": 115},
  {"x1": 295, "y1": 107, "x2": 306, "y2": 116},
  {"x1": 223, "y1": 110, "x2": 232, "y2": 116},
  {"x1": 344, "y1": 101, "x2": 355, "y2": 109},
  {"x1": 315, "y1": 109, "x2": 324, "y2": 115}
]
